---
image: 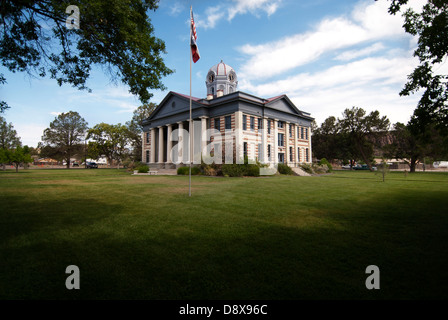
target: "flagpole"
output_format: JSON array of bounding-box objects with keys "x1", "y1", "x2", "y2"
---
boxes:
[{"x1": 189, "y1": 6, "x2": 192, "y2": 197}]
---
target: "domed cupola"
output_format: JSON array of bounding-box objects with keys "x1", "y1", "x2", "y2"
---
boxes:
[{"x1": 206, "y1": 60, "x2": 238, "y2": 99}]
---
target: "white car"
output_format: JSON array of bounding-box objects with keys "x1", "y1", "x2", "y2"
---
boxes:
[{"x1": 433, "y1": 161, "x2": 448, "y2": 168}]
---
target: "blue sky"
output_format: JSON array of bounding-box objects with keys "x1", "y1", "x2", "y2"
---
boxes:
[{"x1": 2, "y1": 0, "x2": 442, "y2": 147}]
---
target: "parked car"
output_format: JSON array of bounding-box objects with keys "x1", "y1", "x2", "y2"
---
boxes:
[
  {"x1": 341, "y1": 164, "x2": 352, "y2": 169},
  {"x1": 353, "y1": 164, "x2": 377, "y2": 171},
  {"x1": 433, "y1": 161, "x2": 448, "y2": 168},
  {"x1": 86, "y1": 161, "x2": 98, "y2": 169},
  {"x1": 72, "y1": 162, "x2": 79, "y2": 167}
]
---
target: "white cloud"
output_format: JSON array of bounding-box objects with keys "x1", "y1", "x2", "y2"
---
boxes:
[
  {"x1": 50, "y1": 112, "x2": 62, "y2": 116},
  {"x1": 227, "y1": 0, "x2": 282, "y2": 20},
  {"x1": 238, "y1": 0, "x2": 411, "y2": 81},
  {"x1": 169, "y1": 2, "x2": 184, "y2": 16},
  {"x1": 196, "y1": 0, "x2": 282, "y2": 29},
  {"x1": 196, "y1": 6, "x2": 226, "y2": 30},
  {"x1": 334, "y1": 42, "x2": 385, "y2": 61}
]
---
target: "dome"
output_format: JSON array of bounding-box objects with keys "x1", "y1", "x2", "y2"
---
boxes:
[
  {"x1": 205, "y1": 60, "x2": 238, "y2": 97},
  {"x1": 210, "y1": 60, "x2": 233, "y2": 76}
]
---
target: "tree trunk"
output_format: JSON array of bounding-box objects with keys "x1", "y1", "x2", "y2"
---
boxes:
[
  {"x1": 66, "y1": 151, "x2": 71, "y2": 169},
  {"x1": 15, "y1": 163, "x2": 19, "y2": 173},
  {"x1": 409, "y1": 157, "x2": 417, "y2": 173}
]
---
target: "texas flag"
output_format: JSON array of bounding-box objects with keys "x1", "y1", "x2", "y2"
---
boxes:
[{"x1": 190, "y1": 7, "x2": 200, "y2": 63}]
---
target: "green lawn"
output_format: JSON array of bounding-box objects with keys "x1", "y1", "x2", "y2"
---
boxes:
[{"x1": 0, "y1": 168, "x2": 447, "y2": 299}]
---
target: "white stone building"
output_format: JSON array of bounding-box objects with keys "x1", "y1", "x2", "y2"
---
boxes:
[{"x1": 142, "y1": 61, "x2": 313, "y2": 168}]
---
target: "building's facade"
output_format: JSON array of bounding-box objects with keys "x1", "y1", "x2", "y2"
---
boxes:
[{"x1": 142, "y1": 61, "x2": 313, "y2": 168}]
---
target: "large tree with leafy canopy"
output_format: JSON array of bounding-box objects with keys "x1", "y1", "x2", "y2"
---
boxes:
[
  {"x1": 338, "y1": 107, "x2": 390, "y2": 171},
  {"x1": 0, "y1": 0, "x2": 173, "y2": 112},
  {"x1": 388, "y1": 0, "x2": 448, "y2": 130},
  {"x1": 41, "y1": 111, "x2": 88, "y2": 168}
]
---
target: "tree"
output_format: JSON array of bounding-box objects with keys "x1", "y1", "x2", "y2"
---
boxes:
[
  {"x1": 41, "y1": 111, "x2": 88, "y2": 168},
  {"x1": 0, "y1": 0, "x2": 173, "y2": 111},
  {"x1": 312, "y1": 116, "x2": 341, "y2": 162},
  {"x1": 0, "y1": 116, "x2": 21, "y2": 170},
  {"x1": 383, "y1": 122, "x2": 421, "y2": 173},
  {"x1": 87, "y1": 123, "x2": 130, "y2": 168},
  {"x1": 338, "y1": 107, "x2": 390, "y2": 171},
  {"x1": 7, "y1": 146, "x2": 33, "y2": 172},
  {"x1": 388, "y1": 0, "x2": 448, "y2": 129},
  {"x1": 126, "y1": 102, "x2": 157, "y2": 161}
]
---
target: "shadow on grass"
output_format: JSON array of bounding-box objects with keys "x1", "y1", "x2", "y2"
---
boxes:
[{"x1": 0, "y1": 189, "x2": 447, "y2": 300}]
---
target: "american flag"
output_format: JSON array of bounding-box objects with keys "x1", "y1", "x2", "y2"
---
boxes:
[{"x1": 190, "y1": 7, "x2": 200, "y2": 63}]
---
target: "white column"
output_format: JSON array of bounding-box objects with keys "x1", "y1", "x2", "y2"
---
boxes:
[
  {"x1": 262, "y1": 117, "x2": 268, "y2": 164},
  {"x1": 294, "y1": 124, "x2": 298, "y2": 166},
  {"x1": 177, "y1": 122, "x2": 184, "y2": 164},
  {"x1": 308, "y1": 126, "x2": 312, "y2": 163},
  {"x1": 285, "y1": 121, "x2": 290, "y2": 165},
  {"x1": 235, "y1": 111, "x2": 243, "y2": 164},
  {"x1": 142, "y1": 132, "x2": 145, "y2": 163},
  {"x1": 166, "y1": 124, "x2": 172, "y2": 163},
  {"x1": 158, "y1": 126, "x2": 164, "y2": 163},
  {"x1": 274, "y1": 119, "x2": 278, "y2": 164},
  {"x1": 150, "y1": 128, "x2": 156, "y2": 163},
  {"x1": 200, "y1": 116, "x2": 208, "y2": 158}
]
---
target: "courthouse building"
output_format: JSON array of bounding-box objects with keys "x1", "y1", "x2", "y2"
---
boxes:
[{"x1": 142, "y1": 61, "x2": 313, "y2": 168}]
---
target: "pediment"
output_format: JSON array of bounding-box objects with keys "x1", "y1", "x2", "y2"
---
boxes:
[{"x1": 265, "y1": 96, "x2": 302, "y2": 116}]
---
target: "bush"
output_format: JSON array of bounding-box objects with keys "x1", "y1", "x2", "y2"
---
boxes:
[
  {"x1": 177, "y1": 166, "x2": 201, "y2": 175},
  {"x1": 313, "y1": 163, "x2": 329, "y2": 174},
  {"x1": 137, "y1": 165, "x2": 149, "y2": 173},
  {"x1": 300, "y1": 163, "x2": 313, "y2": 174},
  {"x1": 318, "y1": 158, "x2": 333, "y2": 172},
  {"x1": 277, "y1": 163, "x2": 293, "y2": 175},
  {"x1": 221, "y1": 164, "x2": 245, "y2": 177},
  {"x1": 245, "y1": 164, "x2": 260, "y2": 177}
]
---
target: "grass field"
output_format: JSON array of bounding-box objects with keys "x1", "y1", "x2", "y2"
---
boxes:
[{"x1": 0, "y1": 168, "x2": 447, "y2": 300}]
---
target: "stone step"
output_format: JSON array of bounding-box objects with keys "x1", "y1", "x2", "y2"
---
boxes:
[{"x1": 291, "y1": 167, "x2": 311, "y2": 176}]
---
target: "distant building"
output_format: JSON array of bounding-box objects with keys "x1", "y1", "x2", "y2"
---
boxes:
[{"x1": 142, "y1": 61, "x2": 313, "y2": 167}]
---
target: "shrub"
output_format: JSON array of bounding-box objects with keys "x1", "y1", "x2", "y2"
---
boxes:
[
  {"x1": 221, "y1": 164, "x2": 245, "y2": 177},
  {"x1": 313, "y1": 163, "x2": 329, "y2": 174},
  {"x1": 245, "y1": 164, "x2": 260, "y2": 177},
  {"x1": 277, "y1": 163, "x2": 293, "y2": 175},
  {"x1": 137, "y1": 165, "x2": 149, "y2": 173},
  {"x1": 318, "y1": 158, "x2": 333, "y2": 172},
  {"x1": 177, "y1": 166, "x2": 201, "y2": 175},
  {"x1": 300, "y1": 163, "x2": 313, "y2": 174}
]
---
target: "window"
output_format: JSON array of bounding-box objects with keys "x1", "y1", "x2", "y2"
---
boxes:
[
  {"x1": 306, "y1": 148, "x2": 309, "y2": 162},
  {"x1": 146, "y1": 150, "x2": 150, "y2": 163},
  {"x1": 243, "y1": 142, "x2": 248, "y2": 157},
  {"x1": 278, "y1": 133, "x2": 284, "y2": 147},
  {"x1": 267, "y1": 144, "x2": 271, "y2": 161},
  {"x1": 214, "y1": 118, "x2": 220, "y2": 131},
  {"x1": 225, "y1": 116, "x2": 232, "y2": 130},
  {"x1": 305, "y1": 127, "x2": 308, "y2": 140},
  {"x1": 298, "y1": 148, "x2": 301, "y2": 162},
  {"x1": 267, "y1": 120, "x2": 271, "y2": 134},
  {"x1": 146, "y1": 132, "x2": 150, "y2": 144},
  {"x1": 243, "y1": 115, "x2": 247, "y2": 130},
  {"x1": 250, "y1": 116, "x2": 255, "y2": 131},
  {"x1": 289, "y1": 124, "x2": 292, "y2": 137},
  {"x1": 289, "y1": 147, "x2": 293, "y2": 162},
  {"x1": 278, "y1": 121, "x2": 284, "y2": 128},
  {"x1": 258, "y1": 118, "x2": 262, "y2": 130},
  {"x1": 301, "y1": 127, "x2": 304, "y2": 139}
]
